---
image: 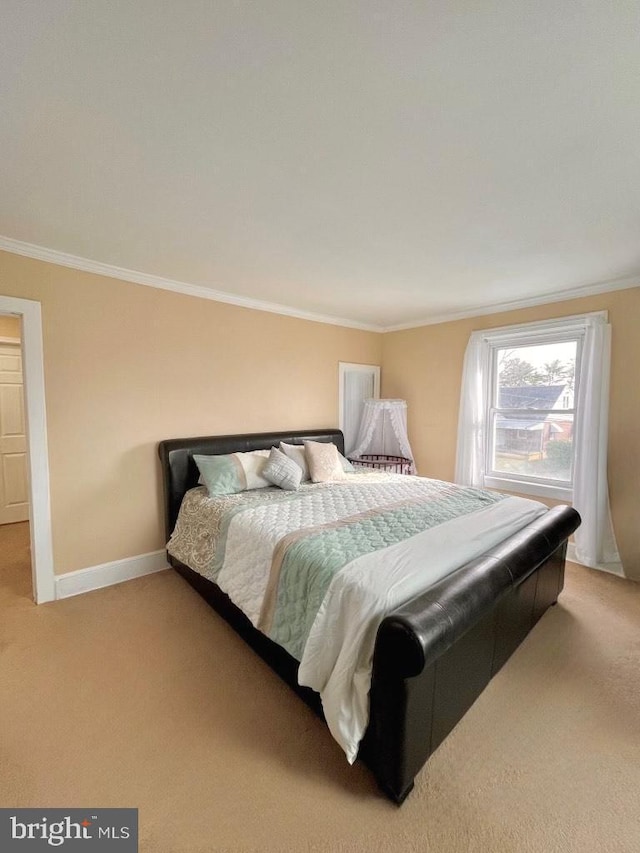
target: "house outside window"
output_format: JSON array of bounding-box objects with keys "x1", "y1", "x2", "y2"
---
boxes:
[{"x1": 486, "y1": 336, "x2": 580, "y2": 499}]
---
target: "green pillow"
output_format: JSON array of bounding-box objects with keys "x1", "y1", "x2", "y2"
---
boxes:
[{"x1": 194, "y1": 450, "x2": 270, "y2": 496}]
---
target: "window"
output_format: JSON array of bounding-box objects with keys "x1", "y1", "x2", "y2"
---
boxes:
[
  {"x1": 455, "y1": 311, "x2": 621, "y2": 571},
  {"x1": 486, "y1": 335, "x2": 580, "y2": 499}
]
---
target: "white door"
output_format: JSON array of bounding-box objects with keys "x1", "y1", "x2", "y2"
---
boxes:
[
  {"x1": 338, "y1": 362, "x2": 381, "y2": 456},
  {"x1": 0, "y1": 342, "x2": 29, "y2": 524}
]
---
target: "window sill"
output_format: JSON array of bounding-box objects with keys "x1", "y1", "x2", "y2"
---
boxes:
[{"x1": 483, "y1": 475, "x2": 573, "y2": 502}]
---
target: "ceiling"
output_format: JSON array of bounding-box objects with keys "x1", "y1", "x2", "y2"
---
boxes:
[{"x1": 2, "y1": 1, "x2": 639, "y2": 330}]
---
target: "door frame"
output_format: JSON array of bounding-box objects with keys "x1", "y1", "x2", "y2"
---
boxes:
[{"x1": 0, "y1": 296, "x2": 55, "y2": 603}]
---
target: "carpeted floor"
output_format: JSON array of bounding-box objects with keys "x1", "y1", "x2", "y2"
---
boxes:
[{"x1": 1, "y1": 521, "x2": 639, "y2": 852}]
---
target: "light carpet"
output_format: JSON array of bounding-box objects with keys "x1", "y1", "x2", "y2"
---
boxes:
[{"x1": 1, "y1": 521, "x2": 639, "y2": 852}]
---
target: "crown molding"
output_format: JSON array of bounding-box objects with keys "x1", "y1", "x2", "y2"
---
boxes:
[
  {"x1": 1, "y1": 235, "x2": 637, "y2": 335},
  {"x1": 381, "y1": 274, "x2": 640, "y2": 332},
  {"x1": 0, "y1": 235, "x2": 380, "y2": 332}
]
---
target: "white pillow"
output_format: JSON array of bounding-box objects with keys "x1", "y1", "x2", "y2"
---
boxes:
[
  {"x1": 263, "y1": 446, "x2": 303, "y2": 491},
  {"x1": 239, "y1": 449, "x2": 272, "y2": 490},
  {"x1": 279, "y1": 442, "x2": 311, "y2": 482},
  {"x1": 339, "y1": 452, "x2": 355, "y2": 473},
  {"x1": 303, "y1": 440, "x2": 348, "y2": 483}
]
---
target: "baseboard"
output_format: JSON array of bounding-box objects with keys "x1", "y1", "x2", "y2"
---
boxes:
[{"x1": 55, "y1": 549, "x2": 169, "y2": 599}]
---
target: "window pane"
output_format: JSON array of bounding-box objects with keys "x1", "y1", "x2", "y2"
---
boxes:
[
  {"x1": 492, "y1": 412, "x2": 574, "y2": 482},
  {"x1": 496, "y1": 341, "x2": 577, "y2": 410}
]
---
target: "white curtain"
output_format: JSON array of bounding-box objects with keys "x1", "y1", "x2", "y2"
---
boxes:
[
  {"x1": 572, "y1": 316, "x2": 622, "y2": 572},
  {"x1": 454, "y1": 331, "x2": 489, "y2": 488},
  {"x1": 454, "y1": 314, "x2": 622, "y2": 575},
  {"x1": 343, "y1": 370, "x2": 377, "y2": 456},
  {"x1": 351, "y1": 399, "x2": 416, "y2": 474}
]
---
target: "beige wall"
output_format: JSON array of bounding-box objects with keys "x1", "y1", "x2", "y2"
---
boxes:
[
  {"x1": 2, "y1": 246, "x2": 638, "y2": 582},
  {"x1": 0, "y1": 251, "x2": 382, "y2": 574},
  {"x1": 0, "y1": 313, "x2": 21, "y2": 338},
  {"x1": 382, "y1": 287, "x2": 640, "y2": 580}
]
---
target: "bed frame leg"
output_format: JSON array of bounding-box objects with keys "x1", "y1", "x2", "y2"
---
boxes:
[{"x1": 379, "y1": 779, "x2": 415, "y2": 806}]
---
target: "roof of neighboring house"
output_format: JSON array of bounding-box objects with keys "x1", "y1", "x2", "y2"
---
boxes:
[
  {"x1": 496, "y1": 417, "x2": 563, "y2": 432},
  {"x1": 498, "y1": 385, "x2": 566, "y2": 409}
]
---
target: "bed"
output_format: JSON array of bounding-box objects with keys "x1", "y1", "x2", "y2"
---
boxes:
[{"x1": 158, "y1": 428, "x2": 580, "y2": 804}]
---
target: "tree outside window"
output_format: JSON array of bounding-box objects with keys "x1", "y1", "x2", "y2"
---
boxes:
[{"x1": 490, "y1": 340, "x2": 578, "y2": 487}]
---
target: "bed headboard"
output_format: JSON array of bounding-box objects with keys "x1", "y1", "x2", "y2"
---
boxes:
[{"x1": 157, "y1": 428, "x2": 345, "y2": 544}]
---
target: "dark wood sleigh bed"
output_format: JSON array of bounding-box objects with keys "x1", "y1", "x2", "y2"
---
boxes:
[{"x1": 158, "y1": 428, "x2": 580, "y2": 804}]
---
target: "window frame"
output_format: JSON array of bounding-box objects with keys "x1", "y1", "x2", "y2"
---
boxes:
[{"x1": 476, "y1": 314, "x2": 603, "y2": 501}]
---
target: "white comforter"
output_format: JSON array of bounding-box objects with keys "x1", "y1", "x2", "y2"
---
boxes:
[
  {"x1": 299, "y1": 495, "x2": 545, "y2": 761},
  {"x1": 168, "y1": 474, "x2": 546, "y2": 762}
]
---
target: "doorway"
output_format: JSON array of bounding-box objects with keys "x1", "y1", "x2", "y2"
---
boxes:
[
  {"x1": 0, "y1": 325, "x2": 32, "y2": 601},
  {"x1": 0, "y1": 296, "x2": 54, "y2": 603},
  {"x1": 0, "y1": 334, "x2": 29, "y2": 524}
]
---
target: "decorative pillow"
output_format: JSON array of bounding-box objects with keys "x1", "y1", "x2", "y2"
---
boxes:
[
  {"x1": 279, "y1": 442, "x2": 311, "y2": 482},
  {"x1": 194, "y1": 449, "x2": 271, "y2": 496},
  {"x1": 263, "y1": 446, "x2": 303, "y2": 491},
  {"x1": 339, "y1": 452, "x2": 355, "y2": 473},
  {"x1": 303, "y1": 440, "x2": 348, "y2": 483}
]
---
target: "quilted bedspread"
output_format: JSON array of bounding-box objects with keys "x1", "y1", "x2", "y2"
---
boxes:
[{"x1": 168, "y1": 472, "x2": 546, "y2": 761}]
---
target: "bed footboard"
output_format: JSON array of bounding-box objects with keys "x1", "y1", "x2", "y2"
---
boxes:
[{"x1": 362, "y1": 504, "x2": 580, "y2": 803}]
